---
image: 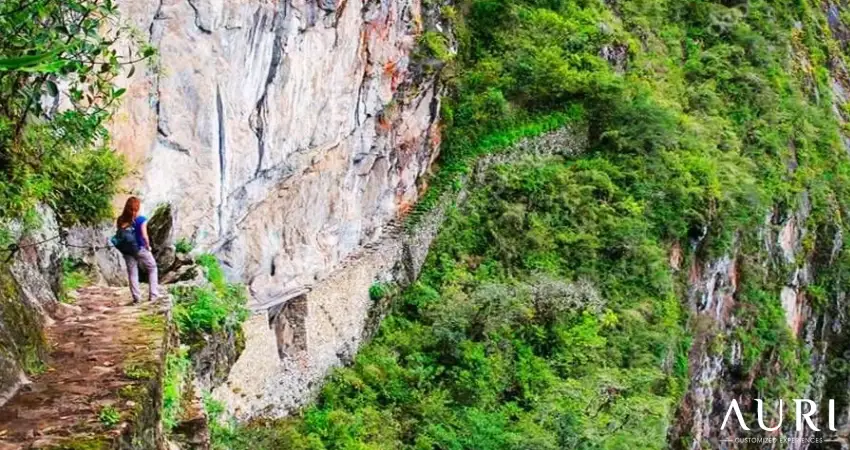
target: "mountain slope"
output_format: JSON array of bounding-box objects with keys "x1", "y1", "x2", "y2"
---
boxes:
[{"x1": 211, "y1": 0, "x2": 850, "y2": 448}]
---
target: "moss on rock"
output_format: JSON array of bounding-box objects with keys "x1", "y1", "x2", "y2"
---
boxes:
[{"x1": 0, "y1": 263, "x2": 47, "y2": 390}]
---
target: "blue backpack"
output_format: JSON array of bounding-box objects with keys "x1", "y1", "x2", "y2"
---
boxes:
[{"x1": 113, "y1": 225, "x2": 140, "y2": 256}]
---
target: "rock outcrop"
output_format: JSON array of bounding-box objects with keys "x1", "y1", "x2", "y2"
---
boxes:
[
  {"x1": 668, "y1": 195, "x2": 850, "y2": 449},
  {"x1": 0, "y1": 208, "x2": 64, "y2": 407}
]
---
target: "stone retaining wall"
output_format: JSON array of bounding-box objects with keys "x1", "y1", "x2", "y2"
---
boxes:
[{"x1": 213, "y1": 123, "x2": 588, "y2": 419}]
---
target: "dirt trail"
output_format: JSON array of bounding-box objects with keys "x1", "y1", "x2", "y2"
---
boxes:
[{"x1": 0, "y1": 286, "x2": 166, "y2": 449}]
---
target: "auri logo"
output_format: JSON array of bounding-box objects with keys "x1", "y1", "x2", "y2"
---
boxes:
[{"x1": 721, "y1": 399, "x2": 841, "y2": 432}]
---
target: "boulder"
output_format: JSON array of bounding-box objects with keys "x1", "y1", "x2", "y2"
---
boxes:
[{"x1": 147, "y1": 204, "x2": 176, "y2": 272}]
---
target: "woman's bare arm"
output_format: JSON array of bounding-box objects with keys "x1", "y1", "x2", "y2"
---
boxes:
[{"x1": 141, "y1": 222, "x2": 152, "y2": 250}]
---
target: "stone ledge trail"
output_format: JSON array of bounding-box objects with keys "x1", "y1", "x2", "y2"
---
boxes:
[{"x1": 0, "y1": 286, "x2": 166, "y2": 449}]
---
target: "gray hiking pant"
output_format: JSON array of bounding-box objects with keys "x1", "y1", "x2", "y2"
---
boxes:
[{"x1": 124, "y1": 248, "x2": 159, "y2": 302}]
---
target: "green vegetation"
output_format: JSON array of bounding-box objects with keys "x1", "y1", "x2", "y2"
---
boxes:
[
  {"x1": 97, "y1": 405, "x2": 120, "y2": 428},
  {"x1": 0, "y1": 0, "x2": 153, "y2": 244},
  {"x1": 407, "y1": 111, "x2": 579, "y2": 225},
  {"x1": 171, "y1": 253, "x2": 249, "y2": 339},
  {"x1": 138, "y1": 312, "x2": 166, "y2": 331},
  {"x1": 122, "y1": 359, "x2": 156, "y2": 381},
  {"x1": 204, "y1": 392, "x2": 247, "y2": 447},
  {"x1": 175, "y1": 238, "x2": 194, "y2": 254},
  {"x1": 51, "y1": 437, "x2": 110, "y2": 450},
  {"x1": 118, "y1": 384, "x2": 147, "y2": 403},
  {"x1": 59, "y1": 258, "x2": 89, "y2": 303},
  {"x1": 172, "y1": 286, "x2": 247, "y2": 336},
  {"x1": 197, "y1": 253, "x2": 227, "y2": 287},
  {"x1": 219, "y1": 0, "x2": 850, "y2": 447},
  {"x1": 368, "y1": 282, "x2": 394, "y2": 302},
  {"x1": 162, "y1": 345, "x2": 191, "y2": 431},
  {"x1": 417, "y1": 31, "x2": 455, "y2": 66},
  {"x1": 22, "y1": 343, "x2": 47, "y2": 376}
]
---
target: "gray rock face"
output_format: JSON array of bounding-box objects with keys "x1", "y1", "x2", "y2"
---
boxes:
[
  {"x1": 105, "y1": 0, "x2": 442, "y2": 417},
  {"x1": 0, "y1": 208, "x2": 61, "y2": 407},
  {"x1": 669, "y1": 196, "x2": 848, "y2": 448},
  {"x1": 112, "y1": 0, "x2": 439, "y2": 305}
]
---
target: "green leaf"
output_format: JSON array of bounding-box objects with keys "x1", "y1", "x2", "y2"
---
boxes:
[
  {"x1": 127, "y1": 65, "x2": 135, "y2": 78},
  {"x1": 0, "y1": 52, "x2": 56, "y2": 71},
  {"x1": 19, "y1": 59, "x2": 65, "y2": 74},
  {"x1": 46, "y1": 80, "x2": 58, "y2": 97},
  {"x1": 112, "y1": 88, "x2": 126, "y2": 99}
]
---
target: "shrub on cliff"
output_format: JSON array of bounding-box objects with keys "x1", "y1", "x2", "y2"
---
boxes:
[{"x1": 172, "y1": 254, "x2": 249, "y2": 340}]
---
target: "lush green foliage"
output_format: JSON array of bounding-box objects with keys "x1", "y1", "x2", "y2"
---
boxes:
[
  {"x1": 224, "y1": 0, "x2": 850, "y2": 447},
  {"x1": 407, "y1": 111, "x2": 580, "y2": 225},
  {"x1": 0, "y1": 0, "x2": 153, "y2": 243},
  {"x1": 162, "y1": 345, "x2": 190, "y2": 431},
  {"x1": 172, "y1": 286, "x2": 247, "y2": 336},
  {"x1": 171, "y1": 254, "x2": 249, "y2": 338},
  {"x1": 197, "y1": 253, "x2": 226, "y2": 286},
  {"x1": 368, "y1": 282, "x2": 393, "y2": 301},
  {"x1": 434, "y1": 0, "x2": 848, "y2": 410}
]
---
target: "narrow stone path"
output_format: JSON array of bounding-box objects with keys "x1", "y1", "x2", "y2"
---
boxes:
[
  {"x1": 249, "y1": 219, "x2": 404, "y2": 311},
  {"x1": 0, "y1": 286, "x2": 166, "y2": 449}
]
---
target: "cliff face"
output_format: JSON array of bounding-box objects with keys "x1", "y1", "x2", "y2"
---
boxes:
[
  {"x1": 671, "y1": 202, "x2": 826, "y2": 448},
  {"x1": 669, "y1": 4, "x2": 850, "y2": 447},
  {"x1": 111, "y1": 0, "x2": 440, "y2": 301},
  {"x1": 11, "y1": 0, "x2": 850, "y2": 446},
  {"x1": 98, "y1": 0, "x2": 443, "y2": 417}
]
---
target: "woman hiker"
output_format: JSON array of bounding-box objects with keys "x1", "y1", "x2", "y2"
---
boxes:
[{"x1": 114, "y1": 196, "x2": 160, "y2": 303}]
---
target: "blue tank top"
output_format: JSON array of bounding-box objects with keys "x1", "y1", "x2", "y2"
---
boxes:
[{"x1": 134, "y1": 216, "x2": 147, "y2": 248}]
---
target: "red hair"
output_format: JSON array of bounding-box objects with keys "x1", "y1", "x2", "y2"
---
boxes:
[{"x1": 117, "y1": 196, "x2": 141, "y2": 229}]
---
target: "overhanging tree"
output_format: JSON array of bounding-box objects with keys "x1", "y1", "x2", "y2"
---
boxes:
[{"x1": 0, "y1": 0, "x2": 154, "y2": 243}]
